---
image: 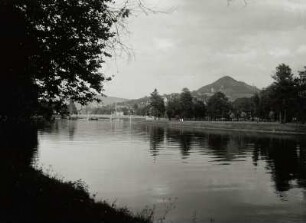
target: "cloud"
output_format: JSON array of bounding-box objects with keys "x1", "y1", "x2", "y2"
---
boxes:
[
  {"x1": 154, "y1": 38, "x2": 176, "y2": 51},
  {"x1": 104, "y1": 0, "x2": 306, "y2": 98}
]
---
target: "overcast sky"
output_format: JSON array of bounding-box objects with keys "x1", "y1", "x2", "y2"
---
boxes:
[{"x1": 103, "y1": 0, "x2": 306, "y2": 99}]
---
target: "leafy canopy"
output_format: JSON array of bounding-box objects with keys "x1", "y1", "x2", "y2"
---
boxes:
[
  {"x1": 0, "y1": 0, "x2": 129, "y2": 118},
  {"x1": 149, "y1": 89, "x2": 165, "y2": 118},
  {"x1": 180, "y1": 88, "x2": 194, "y2": 118},
  {"x1": 207, "y1": 92, "x2": 231, "y2": 119}
]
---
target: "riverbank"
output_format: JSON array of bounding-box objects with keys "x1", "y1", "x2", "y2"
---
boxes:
[
  {"x1": 0, "y1": 124, "x2": 152, "y2": 223},
  {"x1": 142, "y1": 120, "x2": 306, "y2": 135},
  {"x1": 1, "y1": 166, "x2": 152, "y2": 223}
]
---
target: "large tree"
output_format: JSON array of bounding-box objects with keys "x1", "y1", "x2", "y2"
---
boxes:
[
  {"x1": 206, "y1": 92, "x2": 231, "y2": 120},
  {"x1": 269, "y1": 64, "x2": 298, "y2": 123},
  {"x1": 180, "y1": 88, "x2": 194, "y2": 119},
  {"x1": 149, "y1": 89, "x2": 165, "y2": 118},
  {"x1": 297, "y1": 67, "x2": 306, "y2": 123},
  {"x1": 193, "y1": 98, "x2": 206, "y2": 120},
  {"x1": 0, "y1": 0, "x2": 129, "y2": 120},
  {"x1": 166, "y1": 94, "x2": 181, "y2": 120},
  {"x1": 232, "y1": 97, "x2": 255, "y2": 119}
]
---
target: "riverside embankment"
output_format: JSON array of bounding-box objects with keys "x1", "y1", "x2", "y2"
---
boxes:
[{"x1": 142, "y1": 120, "x2": 306, "y2": 135}]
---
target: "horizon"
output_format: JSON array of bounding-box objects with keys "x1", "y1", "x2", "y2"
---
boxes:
[
  {"x1": 103, "y1": 0, "x2": 306, "y2": 99},
  {"x1": 106, "y1": 75, "x2": 260, "y2": 100}
]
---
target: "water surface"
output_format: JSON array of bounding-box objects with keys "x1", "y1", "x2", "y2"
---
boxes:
[{"x1": 35, "y1": 120, "x2": 306, "y2": 223}]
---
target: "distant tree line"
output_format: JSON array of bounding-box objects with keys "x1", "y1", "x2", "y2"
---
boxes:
[
  {"x1": 233, "y1": 64, "x2": 306, "y2": 123},
  {"x1": 148, "y1": 88, "x2": 206, "y2": 120},
  {"x1": 147, "y1": 64, "x2": 306, "y2": 123},
  {"x1": 88, "y1": 63, "x2": 306, "y2": 123}
]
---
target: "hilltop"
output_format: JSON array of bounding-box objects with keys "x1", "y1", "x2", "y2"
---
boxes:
[{"x1": 193, "y1": 76, "x2": 259, "y2": 101}]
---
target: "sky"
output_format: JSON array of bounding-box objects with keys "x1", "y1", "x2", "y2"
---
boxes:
[{"x1": 103, "y1": 0, "x2": 306, "y2": 99}]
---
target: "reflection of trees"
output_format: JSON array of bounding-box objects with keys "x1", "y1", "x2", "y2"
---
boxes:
[
  {"x1": 206, "y1": 133, "x2": 250, "y2": 162},
  {"x1": 166, "y1": 129, "x2": 193, "y2": 159},
  {"x1": 38, "y1": 120, "x2": 77, "y2": 139},
  {"x1": 148, "y1": 126, "x2": 164, "y2": 158},
  {"x1": 207, "y1": 133, "x2": 230, "y2": 152},
  {"x1": 178, "y1": 133, "x2": 193, "y2": 159},
  {"x1": 164, "y1": 127, "x2": 306, "y2": 193},
  {"x1": 206, "y1": 132, "x2": 306, "y2": 193},
  {"x1": 252, "y1": 137, "x2": 306, "y2": 192},
  {"x1": 68, "y1": 121, "x2": 77, "y2": 140}
]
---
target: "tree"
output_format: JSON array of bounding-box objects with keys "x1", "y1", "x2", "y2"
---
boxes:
[
  {"x1": 193, "y1": 98, "x2": 206, "y2": 120},
  {"x1": 270, "y1": 64, "x2": 298, "y2": 123},
  {"x1": 0, "y1": 0, "x2": 130, "y2": 120},
  {"x1": 255, "y1": 87, "x2": 274, "y2": 120},
  {"x1": 251, "y1": 93, "x2": 260, "y2": 118},
  {"x1": 166, "y1": 94, "x2": 181, "y2": 120},
  {"x1": 297, "y1": 67, "x2": 306, "y2": 123},
  {"x1": 206, "y1": 92, "x2": 231, "y2": 120},
  {"x1": 180, "y1": 88, "x2": 194, "y2": 119},
  {"x1": 232, "y1": 97, "x2": 255, "y2": 120},
  {"x1": 149, "y1": 89, "x2": 165, "y2": 118}
]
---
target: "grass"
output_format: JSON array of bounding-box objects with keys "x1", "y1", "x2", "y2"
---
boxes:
[
  {"x1": 0, "y1": 163, "x2": 154, "y2": 223},
  {"x1": 142, "y1": 120, "x2": 306, "y2": 135}
]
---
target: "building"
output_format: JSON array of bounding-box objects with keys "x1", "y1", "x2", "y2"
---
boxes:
[{"x1": 300, "y1": 71, "x2": 306, "y2": 83}]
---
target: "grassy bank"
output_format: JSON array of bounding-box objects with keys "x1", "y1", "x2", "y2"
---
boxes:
[
  {"x1": 142, "y1": 120, "x2": 306, "y2": 135},
  {"x1": 1, "y1": 166, "x2": 152, "y2": 223}
]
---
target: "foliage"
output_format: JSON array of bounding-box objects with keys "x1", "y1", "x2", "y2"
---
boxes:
[
  {"x1": 269, "y1": 64, "x2": 299, "y2": 122},
  {"x1": 149, "y1": 89, "x2": 165, "y2": 118},
  {"x1": 166, "y1": 94, "x2": 181, "y2": 119},
  {"x1": 206, "y1": 92, "x2": 231, "y2": 120},
  {"x1": 92, "y1": 105, "x2": 114, "y2": 115},
  {"x1": 297, "y1": 67, "x2": 306, "y2": 123},
  {"x1": 193, "y1": 98, "x2": 206, "y2": 119},
  {"x1": 180, "y1": 88, "x2": 194, "y2": 119},
  {"x1": 255, "y1": 87, "x2": 274, "y2": 120},
  {"x1": 0, "y1": 0, "x2": 129, "y2": 120},
  {"x1": 241, "y1": 64, "x2": 306, "y2": 123},
  {"x1": 134, "y1": 104, "x2": 150, "y2": 116},
  {"x1": 68, "y1": 100, "x2": 78, "y2": 115},
  {"x1": 232, "y1": 97, "x2": 255, "y2": 119}
]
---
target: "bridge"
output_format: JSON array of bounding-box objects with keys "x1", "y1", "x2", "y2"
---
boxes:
[{"x1": 69, "y1": 114, "x2": 147, "y2": 121}]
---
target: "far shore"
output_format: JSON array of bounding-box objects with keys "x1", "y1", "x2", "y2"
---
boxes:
[{"x1": 140, "y1": 120, "x2": 306, "y2": 135}]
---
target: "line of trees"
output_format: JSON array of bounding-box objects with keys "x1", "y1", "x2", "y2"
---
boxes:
[
  {"x1": 234, "y1": 64, "x2": 306, "y2": 123},
  {"x1": 149, "y1": 88, "x2": 206, "y2": 120},
  {"x1": 148, "y1": 64, "x2": 306, "y2": 123}
]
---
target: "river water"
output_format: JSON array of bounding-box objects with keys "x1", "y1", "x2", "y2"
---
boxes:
[{"x1": 35, "y1": 120, "x2": 306, "y2": 223}]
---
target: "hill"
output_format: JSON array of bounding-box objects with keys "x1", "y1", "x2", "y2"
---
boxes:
[
  {"x1": 81, "y1": 76, "x2": 260, "y2": 113},
  {"x1": 121, "y1": 76, "x2": 259, "y2": 106},
  {"x1": 77, "y1": 96, "x2": 128, "y2": 112},
  {"x1": 193, "y1": 76, "x2": 259, "y2": 101}
]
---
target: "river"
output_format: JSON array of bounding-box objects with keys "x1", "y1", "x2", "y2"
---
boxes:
[{"x1": 34, "y1": 120, "x2": 306, "y2": 223}]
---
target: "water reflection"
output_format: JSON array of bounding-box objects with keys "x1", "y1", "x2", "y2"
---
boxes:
[
  {"x1": 148, "y1": 126, "x2": 164, "y2": 158},
  {"x1": 34, "y1": 120, "x2": 306, "y2": 222},
  {"x1": 147, "y1": 127, "x2": 306, "y2": 193},
  {"x1": 253, "y1": 137, "x2": 306, "y2": 192},
  {"x1": 166, "y1": 130, "x2": 193, "y2": 158}
]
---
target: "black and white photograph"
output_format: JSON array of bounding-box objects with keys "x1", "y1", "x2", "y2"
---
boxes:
[{"x1": 1, "y1": 0, "x2": 306, "y2": 222}]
